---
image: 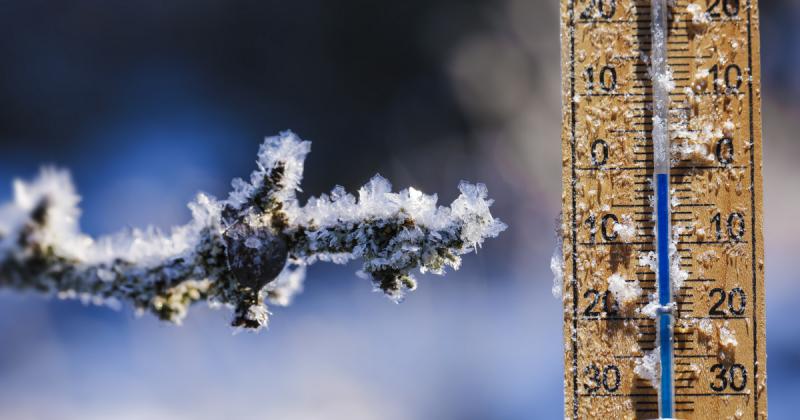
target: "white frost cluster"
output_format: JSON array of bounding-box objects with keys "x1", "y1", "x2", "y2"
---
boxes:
[
  {"x1": 607, "y1": 273, "x2": 641, "y2": 308},
  {"x1": 638, "y1": 251, "x2": 657, "y2": 272},
  {"x1": 634, "y1": 347, "x2": 660, "y2": 389},
  {"x1": 264, "y1": 264, "x2": 305, "y2": 307},
  {"x1": 0, "y1": 167, "x2": 223, "y2": 269},
  {"x1": 653, "y1": 69, "x2": 676, "y2": 95},
  {"x1": 227, "y1": 131, "x2": 311, "y2": 211},
  {"x1": 612, "y1": 214, "x2": 637, "y2": 243},
  {"x1": 550, "y1": 246, "x2": 564, "y2": 299},
  {"x1": 291, "y1": 177, "x2": 505, "y2": 246},
  {"x1": 639, "y1": 301, "x2": 675, "y2": 318},
  {"x1": 672, "y1": 123, "x2": 722, "y2": 164},
  {"x1": 697, "y1": 318, "x2": 713, "y2": 337},
  {"x1": 636, "y1": 237, "x2": 688, "y2": 318},
  {"x1": 669, "y1": 239, "x2": 689, "y2": 292},
  {"x1": 719, "y1": 323, "x2": 738, "y2": 351},
  {"x1": 687, "y1": 3, "x2": 711, "y2": 32},
  {"x1": 0, "y1": 168, "x2": 81, "y2": 258}
]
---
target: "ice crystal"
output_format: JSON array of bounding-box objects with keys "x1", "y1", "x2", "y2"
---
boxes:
[
  {"x1": 634, "y1": 347, "x2": 660, "y2": 390},
  {"x1": 0, "y1": 131, "x2": 505, "y2": 330},
  {"x1": 719, "y1": 323, "x2": 738, "y2": 352},
  {"x1": 607, "y1": 273, "x2": 641, "y2": 309},
  {"x1": 550, "y1": 247, "x2": 564, "y2": 299},
  {"x1": 612, "y1": 214, "x2": 637, "y2": 243}
]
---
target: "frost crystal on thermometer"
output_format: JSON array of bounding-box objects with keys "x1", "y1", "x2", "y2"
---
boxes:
[
  {"x1": 719, "y1": 323, "x2": 738, "y2": 353},
  {"x1": 669, "y1": 238, "x2": 689, "y2": 292},
  {"x1": 550, "y1": 247, "x2": 564, "y2": 299},
  {"x1": 612, "y1": 214, "x2": 637, "y2": 243},
  {"x1": 550, "y1": 214, "x2": 565, "y2": 299},
  {"x1": 0, "y1": 131, "x2": 505, "y2": 330},
  {"x1": 638, "y1": 251, "x2": 657, "y2": 272},
  {"x1": 607, "y1": 273, "x2": 641, "y2": 310},
  {"x1": 634, "y1": 347, "x2": 660, "y2": 390}
]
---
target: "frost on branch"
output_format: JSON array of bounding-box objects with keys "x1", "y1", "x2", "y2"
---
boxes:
[{"x1": 0, "y1": 132, "x2": 506, "y2": 330}]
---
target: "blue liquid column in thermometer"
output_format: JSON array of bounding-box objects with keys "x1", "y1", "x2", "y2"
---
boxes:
[{"x1": 650, "y1": 0, "x2": 674, "y2": 418}]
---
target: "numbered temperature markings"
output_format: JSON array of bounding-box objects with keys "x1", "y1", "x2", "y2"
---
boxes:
[{"x1": 560, "y1": 0, "x2": 766, "y2": 419}]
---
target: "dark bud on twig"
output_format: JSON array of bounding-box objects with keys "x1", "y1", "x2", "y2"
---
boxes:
[
  {"x1": 370, "y1": 269, "x2": 417, "y2": 303},
  {"x1": 230, "y1": 292, "x2": 267, "y2": 330},
  {"x1": 224, "y1": 222, "x2": 288, "y2": 291}
]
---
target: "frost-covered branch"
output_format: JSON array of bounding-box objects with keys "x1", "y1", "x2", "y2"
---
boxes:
[{"x1": 0, "y1": 132, "x2": 505, "y2": 330}]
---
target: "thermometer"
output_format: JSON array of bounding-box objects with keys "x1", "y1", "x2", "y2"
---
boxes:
[{"x1": 559, "y1": 0, "x2": 767, "y2": 418}]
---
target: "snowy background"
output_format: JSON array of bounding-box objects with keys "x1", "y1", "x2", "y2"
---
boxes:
[{"x1": 0, "y1": 1, "x2": 797, "y2": 419}]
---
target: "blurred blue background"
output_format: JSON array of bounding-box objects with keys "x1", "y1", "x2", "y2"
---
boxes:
[{"x1": 0, "y1": 1, "x2": 797, "y2": 419}]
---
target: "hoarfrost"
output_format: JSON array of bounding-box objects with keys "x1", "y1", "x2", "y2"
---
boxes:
[
  {"x1": 719, "y1": 323, "x2": 738, "y2": 351},
  {"x1": 607, "y1": 273, "x2": 641, "y2": 309},
  {"x1": 264, "y1": 263, "x2": 306, "y2": 307},
  {"x1": 722, "y1": 120, "x2": 736, "y2": 137},
  {"x1": 639, "y1": 251, "x2": 657, "y2": 272},
  {"x1": 687, "y1": 3, "x2": 711, "y2": 33},
  {"x1": 634, "y1": 348, "x2": 660, "y2": 390},
  {"x1": 639, "y1": 301, "x2": 675, "y2": 319},
  {"x1": 0, "y1": 131, "x2": 505, "y2": 330},
  {"x1": 697, "y1": 318, "x2": 714, "y2": 337},
  {"x1": 550, "y1": 247, "x2": 564, "y2": 299},
  {"x1": 612, "y1": 214, "x2": 637, "y2": 243},
  {"x1": 669, "y1": 239, "x2": 689, "y2": 291}
]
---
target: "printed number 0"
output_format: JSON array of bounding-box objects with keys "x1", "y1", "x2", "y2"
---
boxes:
[
  {"x1": 580, "y1": 0, "x2": 617, "y2": 19},
  {"x1": 585, "y1": 66, "x2": 617, "y2": 92},
  {"x1": 707, "y1": 0, "x2": 740, "y2": 17}
]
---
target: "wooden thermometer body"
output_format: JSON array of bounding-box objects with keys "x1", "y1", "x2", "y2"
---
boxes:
[{"x1": 559, "y1": 1, "x2": 767, "y2": 418}]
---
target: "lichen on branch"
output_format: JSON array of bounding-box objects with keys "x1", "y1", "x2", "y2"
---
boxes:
[{"x1": 0, "y1": 132, "x2": 506, "y2": 330}]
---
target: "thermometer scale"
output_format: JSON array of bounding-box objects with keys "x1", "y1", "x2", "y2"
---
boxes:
[{"x1": 559, "y1": 0, "x2": 767, "y2": 418}]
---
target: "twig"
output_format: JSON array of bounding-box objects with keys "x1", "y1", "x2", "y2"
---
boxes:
[{"x1": 0, "y1": 132, "x2": 506, "y2": 330}]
